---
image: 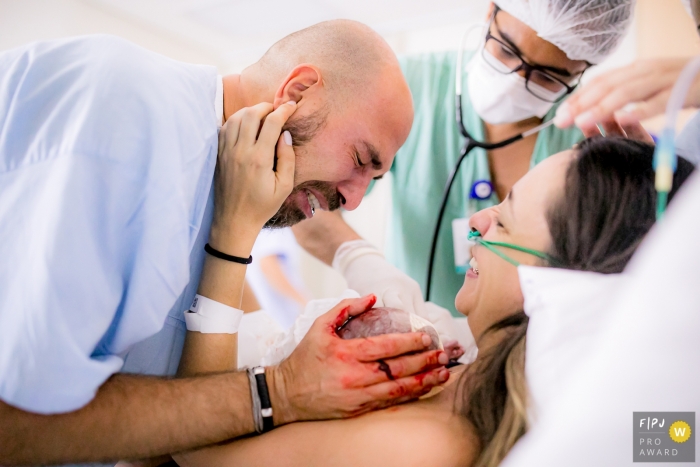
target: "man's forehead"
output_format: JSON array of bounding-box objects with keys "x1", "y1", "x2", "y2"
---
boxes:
[{"x1": 338, "y1": 94, "x2": 410, "y2": 168}]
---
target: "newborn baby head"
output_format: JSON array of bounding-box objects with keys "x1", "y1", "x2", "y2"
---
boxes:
[{"x1": 336, "y1": 307, "x2": 442, "y2": 350}]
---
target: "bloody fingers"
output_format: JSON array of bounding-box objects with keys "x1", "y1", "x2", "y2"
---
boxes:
[{"x1": 357, "y1": 349, "x2": 448, "y2": 386}]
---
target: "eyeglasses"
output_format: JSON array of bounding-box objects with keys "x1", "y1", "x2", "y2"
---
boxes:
[{"x1": 483, "y1": 8, "x2": 585, "y2": 103}]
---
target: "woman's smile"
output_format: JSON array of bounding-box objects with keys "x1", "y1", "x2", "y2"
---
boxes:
[{"x1": 467, "y1": 257, "x2": 479, "y2": 278}]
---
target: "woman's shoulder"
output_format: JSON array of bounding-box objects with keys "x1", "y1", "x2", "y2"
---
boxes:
[
  {"x1": 176, "y1": 371, "x2": 479, "y2": 467},
  {"x1": 176, "y1": 405, "x2": 478, "y2": 467},
  {"x1": 346, "y1": 403, "x2": 479, "y2": 467}
]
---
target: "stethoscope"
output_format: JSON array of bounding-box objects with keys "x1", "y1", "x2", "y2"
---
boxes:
[{"x1": 424, "y1": 23, "x2": 556, "y2": 302}]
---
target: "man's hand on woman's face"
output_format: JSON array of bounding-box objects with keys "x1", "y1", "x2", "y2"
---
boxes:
[
  {"x1": 554, "y1": 58, "x2": 700, "y2": 136},
  {"x1": 211, "y1": 101, "x2": 297, "y2": 250},
  {"x1": 267, "y1": 295, "x2": 450, "y2": 425}
]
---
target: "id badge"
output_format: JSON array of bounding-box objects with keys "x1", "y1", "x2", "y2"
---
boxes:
[{"x1": 452, "y1": 217, "x2": 475, "y2": 274}]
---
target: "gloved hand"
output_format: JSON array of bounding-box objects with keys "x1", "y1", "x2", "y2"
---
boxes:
[{"x1": 333, "y1": 240, "x2": 425, "y2": 316}]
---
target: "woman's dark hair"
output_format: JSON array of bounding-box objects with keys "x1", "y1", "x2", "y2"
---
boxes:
[
  {"x1": 548, "y1": 137, "x2": 695, "y2": 273},
  {"x1": 459, "y1": 137, "x2": 695, "y2": 467}
]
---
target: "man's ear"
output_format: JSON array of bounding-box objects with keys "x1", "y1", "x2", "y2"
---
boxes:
[{"x1": 273, "y1": 64, "x2": 322, "y2": 109}]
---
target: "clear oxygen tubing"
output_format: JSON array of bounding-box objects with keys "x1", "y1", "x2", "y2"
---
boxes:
[
  {"x1": 424, "y1": 24, "x2": 556, "y2": 302},
  {"x1": 654, "y1": 55, "x2": 700, "y2": 220}
]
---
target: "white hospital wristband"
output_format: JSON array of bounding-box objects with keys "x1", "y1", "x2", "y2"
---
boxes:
[{"x1": 184, "y1": 294, "x2": 244, "y2": 334}]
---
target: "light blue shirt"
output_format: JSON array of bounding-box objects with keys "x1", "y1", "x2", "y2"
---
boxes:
[{"x1": 0, "y1": 35, "x2": 220, "y2": 415}]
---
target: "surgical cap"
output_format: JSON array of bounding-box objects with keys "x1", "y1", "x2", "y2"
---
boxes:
[{"x1": 494, "y1": 0, "x2": 636, "y2": 64}]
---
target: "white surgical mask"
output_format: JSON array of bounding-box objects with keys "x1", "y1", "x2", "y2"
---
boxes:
[{"x1": 467, "y1": 48, "x2": 562, "y2": 124}]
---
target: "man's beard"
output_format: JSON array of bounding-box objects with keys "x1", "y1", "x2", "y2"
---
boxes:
[
  {"x1": 265, "y1": 180, "x2": 342, "y2": 228},
  {"x1": 265, "y1": 107, "x2": 341, "y2": 229}
]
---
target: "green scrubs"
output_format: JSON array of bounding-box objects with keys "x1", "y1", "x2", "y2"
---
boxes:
[{"x1": 384, "y1": 51, "x2": 583, "y2": 316}]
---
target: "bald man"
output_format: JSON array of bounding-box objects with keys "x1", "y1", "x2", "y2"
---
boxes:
[{"x1": 0, "y1": 21, "x2": 444, "y2": 466}]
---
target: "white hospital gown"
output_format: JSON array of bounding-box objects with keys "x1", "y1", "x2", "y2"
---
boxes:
[{"x1": 0, "y1": 35, "x2": 220, "y2": 416}]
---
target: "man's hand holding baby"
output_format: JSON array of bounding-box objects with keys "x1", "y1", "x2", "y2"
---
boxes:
[{"x1": 267, "y1": 295, "x2": 450, "y2": 425}]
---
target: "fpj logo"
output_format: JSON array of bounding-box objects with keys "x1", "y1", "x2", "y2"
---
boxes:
[{"x1": 634, "y1": 412, "x2": 695, "y2": 463}]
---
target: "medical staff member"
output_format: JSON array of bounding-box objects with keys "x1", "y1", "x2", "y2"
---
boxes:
[
  {"x1": 554, "y1": 0, "x2": 700, "y2": 166},
  {"x1": 0, "y1": 21, "x2": 448, "y2": 466},
  {"x1": 295, "y1": 0, "x2": 635, "y2": 320},
  {"x1": 247, "y1": 228, "x2": 309, "y2": 329}
]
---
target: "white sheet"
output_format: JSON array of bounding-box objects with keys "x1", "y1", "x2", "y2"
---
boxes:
[
  {"x1": 503, "y1": 171, "x2": 700, "y2": 466},
  {"x1": 518, "y1": 266, "x2": 626, "y2": 420}
]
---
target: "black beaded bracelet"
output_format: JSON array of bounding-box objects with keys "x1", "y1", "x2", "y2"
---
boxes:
[
  {"x1": 253, "y1": 367, "x2": 274, "y2": 433},
  {"x1": 204, "y1": 243, "x2": 253, "y2": 264}
]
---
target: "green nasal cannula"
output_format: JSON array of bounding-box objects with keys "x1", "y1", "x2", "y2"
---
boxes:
[{"x1": 467, "y1": 229, "x2": 557, "y2": 267}]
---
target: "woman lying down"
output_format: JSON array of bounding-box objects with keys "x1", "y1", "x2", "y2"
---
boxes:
[{"x1": 175, "y1": 138, "x2": 694, "y2": 467}]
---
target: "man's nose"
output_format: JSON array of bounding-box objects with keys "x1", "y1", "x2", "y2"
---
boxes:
[
  {"x1": 336, "y1": 178, "x2": 372, "y2": 211},
  {"x1": 469, "y1": 208, "x2": 495, "y2": 235}
]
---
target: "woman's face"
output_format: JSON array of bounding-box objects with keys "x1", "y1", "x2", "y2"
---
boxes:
[{"x1": 455, "y1": 150, "x2": 575, "y2": 341}]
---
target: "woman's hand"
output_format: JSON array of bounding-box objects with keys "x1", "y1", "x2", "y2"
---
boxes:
[
  {"x1": 554, "y1": 58, "x2": 700, "y2": 133},
  {"x1": 181, "y1": 101, "x2": 297, "y2": 376},
  {"x1": 266, "y1": 295, "x2": 450, "y2": 425},
  {"x1": 210, "y1": 101, "x2": 297, "y2": 254}
]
